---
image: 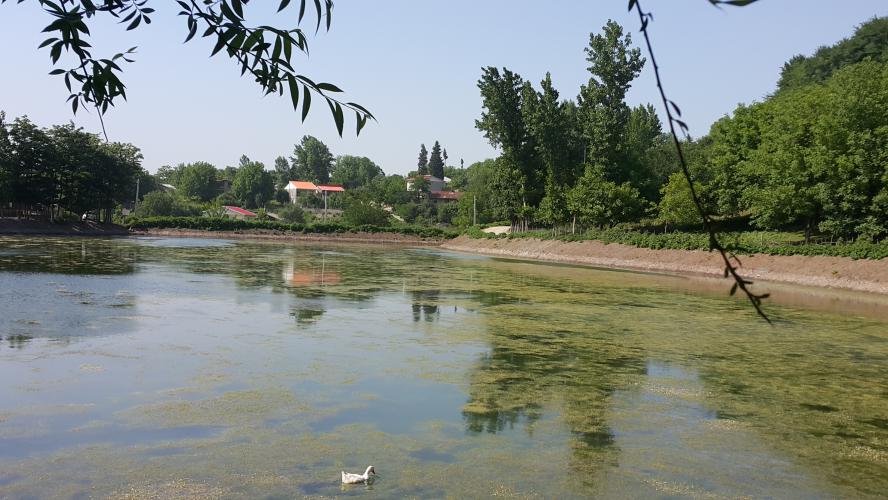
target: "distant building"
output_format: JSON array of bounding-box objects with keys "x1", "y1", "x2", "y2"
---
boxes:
[
  {"x1": 215, "y1": 179, "x2": 232, "y2": 195},
  {"x1": 222, "y1": 206, "x2": 257, "y2": 220},
  {"x1": 284, "y1": 180, "x2": 319, "y2": 204},
  {"x1": 406, "y1": 175, "x2": 461, "y2": 202},
  {"x1": 429, "y1": 191, "x2": 464, "y2": 204},
  {"x1": 406, "y1": 175, "x2": 450, "y2": 193}
]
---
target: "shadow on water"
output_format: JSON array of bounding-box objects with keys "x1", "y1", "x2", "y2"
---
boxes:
[{"x1": 0, "y1": 236, "x2": 886, "y2": 498}]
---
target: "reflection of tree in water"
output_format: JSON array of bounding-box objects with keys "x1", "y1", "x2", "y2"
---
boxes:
[
  {"x1": 2, "y1": 335, "x2": 33, "y2": 349},
  {"x1": 463, "y1": 315, "x2": 647, "y2": 484},
  {"x1": 0, "y1": 237, "x2": 137, "y2": 275},
  {"x1": 411, "y1": 290, "x2": 440, "y2": 322}
]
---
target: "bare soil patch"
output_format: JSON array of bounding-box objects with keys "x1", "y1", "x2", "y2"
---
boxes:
[{"x1": 442, "y1": 235, "x2": 888, "y2": 295}]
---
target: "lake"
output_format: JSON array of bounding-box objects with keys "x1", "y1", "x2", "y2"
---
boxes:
[{"x1": 0, "y1": 236, "x2": 886, "y2": 498}]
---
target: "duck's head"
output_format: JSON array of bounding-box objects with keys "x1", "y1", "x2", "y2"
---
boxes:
[{"x1": 365, "y1": 466, "x2": 376, "y2": 476}]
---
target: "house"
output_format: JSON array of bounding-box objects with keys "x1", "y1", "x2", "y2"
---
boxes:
[
  {"x1": 284, "y1": 180, "x2": 319, "y2": 204},
  {"x1": 406, "y1": 175, "x2": 450, "y2": 193},
  {"x1": 222, "y1": 206, "x2": 257, "y2": 220},
  {"x1": 406, "y1": 175, "x2": 461, "y2": 203},
  {"x1": 429, "y1": 191, "x2": 464, "y2": 204},
  {"x1": 215, "y1": 179, "x2": 232, "y2": 195},
  {"x1": 316, "y1": 184, "x2": 345, "y2": 216}
]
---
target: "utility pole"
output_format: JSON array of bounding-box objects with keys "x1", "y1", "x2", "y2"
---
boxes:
[
  {"x1": 473, "y1": 194, "x2": 477, "y2": 226},
  {"x1": 134, "y1": 177, "x2": 140, "y2": 215}
]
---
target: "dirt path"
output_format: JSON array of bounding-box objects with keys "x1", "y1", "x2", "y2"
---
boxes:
[{"x1": 442, "y1": 235, "x2": 888, "y2": 295}]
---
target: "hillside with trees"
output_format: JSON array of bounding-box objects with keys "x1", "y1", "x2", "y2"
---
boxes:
[{"x1": 457, "y1": 16, "x2": 888, "y2": 244}]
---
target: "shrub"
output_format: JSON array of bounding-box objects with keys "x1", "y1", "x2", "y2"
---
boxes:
[
  {"x1": 342, "y1": 199, "x2": 391, "y2": 226},
  {"x1": 123, "y1": 216, "x2": 459, "y2": 239},
  {"x1": 275, "y1": 204, "x2": 306, "y2": 223}
]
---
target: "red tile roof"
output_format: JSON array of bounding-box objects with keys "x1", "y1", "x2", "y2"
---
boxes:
[
  {"x1": 430, "y1": 191, "x2": 463, "y2": 200},
  {"x1": 223, "y1": 206, "x2": 257, "y2": 217},
  {"x1": 317, "y1": 184, "x2": 345, "y2": 192},
  {"x1": 289, "y1": 180, "x2": 319, "y2": 190}
]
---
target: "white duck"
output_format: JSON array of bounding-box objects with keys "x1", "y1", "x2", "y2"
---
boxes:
[{"x1": 341, "y1": 465, "x2": 376, "y2": 484}]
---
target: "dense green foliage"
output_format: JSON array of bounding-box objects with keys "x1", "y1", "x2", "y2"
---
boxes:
[
  {"x1": 291, "y1": 135, "x2": 334, "y2": 185},
  {"x1": 331, "y1": 155, "x2": 384, "y2": 189},
  {"x1": 231, "y1": 159, "x2": 275, "y2": 208},
  {"x1": 125, "y1": 216, "x2": 456, "y2": 239},
  {"x1": 0, "y1": 113, "x2": 143, "y2": 221},
  {"x1": 341, "y1": 198, "x2": 391, "y2": 226},
  {"x1": 778, "y1": 17, "x2": 888, "y2": 92},
  {"x1": 417, "y1": 144, "x2": 429, "y2": 175},
  {"x1": 429, "y1": 141, "x2": 445, "y2": 179},
  {"x1": 469, "y1": 227, "x2": 888, "y2": 260},
  {"x1": 465, "y1": 17, "x2": 888, "y2": 245}
]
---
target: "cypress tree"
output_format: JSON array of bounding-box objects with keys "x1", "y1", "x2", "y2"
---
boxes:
[
  {"x1": 429, "y1": 141, "x2": 444, "y2": 179},
  {"x1": 417, "y1": 144, "x2": 428, "y2": 175}
]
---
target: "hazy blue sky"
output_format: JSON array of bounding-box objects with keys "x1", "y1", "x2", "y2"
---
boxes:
[{"x1": 2, "y1": 1, "x2": 886, "y2": 175}]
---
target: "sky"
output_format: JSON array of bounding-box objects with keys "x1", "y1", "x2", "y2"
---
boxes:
[{"x1": 2, "y1": 1, "x2": 886, "y2": 176}]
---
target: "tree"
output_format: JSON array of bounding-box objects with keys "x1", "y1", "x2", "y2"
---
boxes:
[
  {"x1": 273, "y1": 156, "x2": 292, "y2": 190},
  {"x1": 291, "y1": 135, "x2": 333, "y2": 184},
  {"x1": 2, "y1": 0, "x2": 372, "y2": 136},
  {"x1": 567, "y1": 165, "x2": 645, "y2": 229},
  {"x1": 369, "y1": 174, "x2": 411, "y2": 206},
  {"x1": 417, "y1": 144, "x2": 429, "y2": 175},
  {"x1": 429, "y1": 141, "x2": 445, "y2": 179},
  {"x1": 777, "y1": 17, "x2": 888, "y2": 93},
  {"x1": 176, "y1": 162, "x2": 218, "y2": 201},
  {"x1": 331, "y1": 155, "x2": 383, "y2": 189},
  {"x1": 623, "y1": 104, "x2": 665, "y2": 200},
  {"x1": 342, "y1": 196, "x2": 391, "y2": 226},
  {"x1": 476, "y1": 67, "x2": 542, "y2": 205},
  {"x1": 525, "y1": 73, "x2": 576, "y2": 188},
  {"x1": 231, "y1": 160, "x2": 274, "y2": 208},
  {"x1": 577, "y1": 20, "x2": 645, "y2": 181},
  {"x1": 657, "y1": 172, "x2": 704, "y2": 229}
]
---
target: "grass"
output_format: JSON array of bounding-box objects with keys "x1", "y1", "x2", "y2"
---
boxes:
[
  {"x1": 466, "y1": 226, "x2": 888, "y2": 260},
  {"x1": 124, "y1": 216, "x2": 459, "y2": 239}
]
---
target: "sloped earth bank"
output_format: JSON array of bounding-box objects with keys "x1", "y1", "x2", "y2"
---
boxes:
[
  {"x1": 0, "y1": 219, "x2": 128, "y2": 236},
  {"x1": 442, "y1": 235, "x2": 888, "y2": 295}
]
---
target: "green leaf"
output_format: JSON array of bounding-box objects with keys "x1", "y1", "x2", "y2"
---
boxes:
[
  {"x1": 301, "y1": 84, "x2": 311, "y2": 121},
  {"x1": 126, "y1": 14, "x2": 141, "y2": 31},
  {"x1": 317, "y1": 82, "x2": 342, "y2": 92},
  {"x1": 287, "y1": 74, "x2": 300, "y2": 111}
]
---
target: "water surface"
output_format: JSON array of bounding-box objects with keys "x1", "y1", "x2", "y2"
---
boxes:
[{"x1": 0, "y1": 236, "x2": 886, "y2": 498}]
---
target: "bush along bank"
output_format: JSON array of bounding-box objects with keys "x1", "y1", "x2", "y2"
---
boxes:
[
  {"x1": 465, "y1": 227, "x2": 888, "y2": 260},
  {"x1": 124, "y1": 217, "x2": 459, "y2": 240}
]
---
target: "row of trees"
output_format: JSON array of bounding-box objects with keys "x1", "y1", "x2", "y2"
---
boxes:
[
  {"x1": 416, "y1": 141, "x2": 449, "y2": 179},
  {"x1": 458, "y1": 17, "x2": 888, "y2": 241},
  {"x1": 0, "y1": 112, "x2": 146, "y2": 222}
]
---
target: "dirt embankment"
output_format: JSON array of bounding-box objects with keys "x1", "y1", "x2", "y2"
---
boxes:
[
  {"x1": 130, "y1": 228, "x2": 445, "y2": 245},
  {"x1": 442, "y1": 235, "x2": 888, "y2": 295},
  {"x1": 0, "y1": 220, "x2": 129, "y2": 236}
]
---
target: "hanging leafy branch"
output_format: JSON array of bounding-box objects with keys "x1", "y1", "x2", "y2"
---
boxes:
[
  {"x1": 628, "y1": 0, "x2": 770, "y2": 322},
  {"x1": 2, "y1": 0, "x2": 374, "y2": 137}
]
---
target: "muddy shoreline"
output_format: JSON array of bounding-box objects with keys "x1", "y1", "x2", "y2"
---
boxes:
[
  {"x1": 4, "y1": 223, "x2": 886, "y2": 295},
  {"x1": 130, "y1": 228, "x2": 445, "y2": 245},
  {"x1": 441, "y1": 235, "x2": 888, "y2": 295}
]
